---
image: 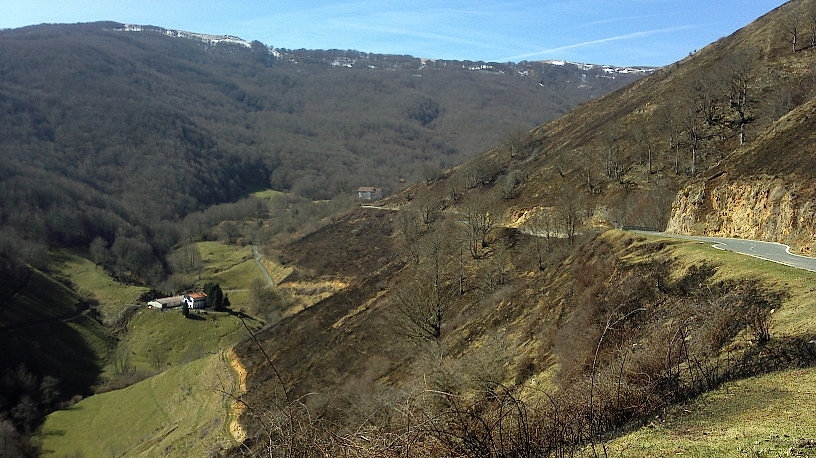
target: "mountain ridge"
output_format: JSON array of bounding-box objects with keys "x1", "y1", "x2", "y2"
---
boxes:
[
  {"x1": 10, "y1": 1, "x2": 816, "y2": 454},
  {"x1": 105, "y1": 21, "x2": 658, "y2": 76}
]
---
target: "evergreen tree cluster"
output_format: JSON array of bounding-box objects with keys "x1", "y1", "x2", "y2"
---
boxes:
[{"x1": 203, "y1": 282, "x2": 230, "y2": 311}]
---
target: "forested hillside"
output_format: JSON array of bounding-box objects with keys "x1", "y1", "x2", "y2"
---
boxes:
[{"x1": 0, "y1": 21, "x2": 646, "y2": 288}]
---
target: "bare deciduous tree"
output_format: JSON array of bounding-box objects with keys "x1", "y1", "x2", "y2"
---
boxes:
[
  {"x1": 575, "y1": 150, "x2": 599, "y2": 194},
  {"x1": 659, "y1": 106, "x2": 683, "y2": 175},
  {"x1": 171, "y1": 242, "x2": 203, "y2": 275},
  {"x1": 220, "y1": 221, "x2": 241, "y2": 244},
  {"x1": 461, "y1": 197, "x2": 494, "y2": 258},
  {"x1": 504, "y1": 125, "x2": 530, "y2": 161},
  {"x1": 391, "y1": 248, "x2": 454, "y2": 342},
  {"x1": 635, "y1": 126, "x2": 655, "y2": 179},
  {"x1": 527, "y1": 209, "x2": 555, "y2": 269},
  {"x1": 602, "y1": 126, "x2": 624, "y2": 181},
  {"x1": 725, "y1": 55, "x2": 756, "y2": 146},
  {"x1": 684, "y1": 107, "x2": 703, "y2": 176},
  {"x1": 150, "y1": 347, "x2": 168, "y2": 372},
  {"x1": 785, "y1": 9, "x2": 801, "y2": 52},
  {"x1": 557, "y1": 190, "x2": 581, "y2": 245},
  {"x1": 392, "y1": 231, "x2": 458, "y2": 343}
]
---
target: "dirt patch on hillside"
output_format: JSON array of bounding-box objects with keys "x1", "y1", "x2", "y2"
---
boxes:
[{"x1": 226, "y1": 348, "x2": 248, "y2": 444}]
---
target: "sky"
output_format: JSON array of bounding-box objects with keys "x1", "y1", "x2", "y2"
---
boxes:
[{"x1": 0, "y1": 0, "x2": 789, "y2": 66}]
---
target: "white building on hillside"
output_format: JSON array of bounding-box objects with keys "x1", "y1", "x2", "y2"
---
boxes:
[{"x1": 183, "y1": 292, "x2": 208, "y2": 309}]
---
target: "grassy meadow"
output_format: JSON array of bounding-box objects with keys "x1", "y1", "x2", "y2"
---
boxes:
[
  {"x1": 103, "y1": 308, "x2": 261, "y2": 379},
  {"x1": 597, "y1": 368, "x2": 816, "y2": 457},
  {"x1": 35, "y1": 240, "x2": 266, "y2": 455},
  {"x1": 50, "y1": 248, "x2": 149, "y2": 320},
  {"x1": 39, "y1": 351, "x2": 243, "y2": 457},
  {"x1": 195, "y1": 240, "x2": 263, "y2": 312}
]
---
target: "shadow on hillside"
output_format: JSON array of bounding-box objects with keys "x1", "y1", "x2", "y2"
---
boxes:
[{"x1": 732, "y1": 334, "x2": 816, "y2": 376}]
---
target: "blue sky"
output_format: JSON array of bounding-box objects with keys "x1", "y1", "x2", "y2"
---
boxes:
[{"x1": 1, "y1": 1, "x2": 787, "y2": 66}]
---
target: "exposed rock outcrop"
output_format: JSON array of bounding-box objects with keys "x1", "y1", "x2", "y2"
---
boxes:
[{"x1": 666, "y1": 174, "x2": 816, "y2": 254}]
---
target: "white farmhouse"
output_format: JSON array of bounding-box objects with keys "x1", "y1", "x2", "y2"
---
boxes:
[{"x1": 183, "y1": 292, "x2": 208, "y2": 309}]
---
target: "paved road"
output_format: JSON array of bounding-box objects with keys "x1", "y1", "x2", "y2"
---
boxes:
[
  {"x1": 251, "y1": 245, "x2": 275, "y2": 287},
  {"x1": 632, "y1": 231, "x2": 816, "y2": 273}
]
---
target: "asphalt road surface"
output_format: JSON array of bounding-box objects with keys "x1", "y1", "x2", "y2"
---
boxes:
[
  {"x1": 252, "y1": 245, "x2": 275, "y2": 287},
  {"x1": 632, "y1": 231, "x2": 816, "y2": 273}
]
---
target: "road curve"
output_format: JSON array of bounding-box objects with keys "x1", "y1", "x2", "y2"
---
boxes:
[{"x1": 631, "y1": 231, "x2": 816, "y2": 273}]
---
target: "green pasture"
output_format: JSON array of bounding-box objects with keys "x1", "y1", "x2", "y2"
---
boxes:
[
  {"x1": 251, "y1": 188, "x2": 286, "y2": 201},
  {"x1": 50, "y1": 248, "x2": 148, "y2": 320},
  {"x1": 39, "y1": 351, "x2": 242, "y2": 457},
  {"x1": 109, "y1": 308, "x2": 259, "y2": 377},
  {"x1": 196, "y1": 241, "x2": 260, "y2": 289}
]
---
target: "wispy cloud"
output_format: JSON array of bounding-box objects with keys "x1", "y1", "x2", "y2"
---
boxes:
[
  {"x1": 251, "y1": 2, "x2": 521, "y2": 58},
  {"x1": 502, "y1": 25, "x2": 694, "y2": 62},
  {"x1": 576, "y1": 13, "x2": 668, "y2": 29},
  {"x1": 334, "y1": 20, "x2": 510, "y2": 52}
]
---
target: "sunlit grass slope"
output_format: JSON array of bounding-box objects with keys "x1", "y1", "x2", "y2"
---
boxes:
[
  {"x1": 50, "y1": 248, "x2": 148, "y2": 320},
  {"x1": 598, "y1": 231, "x2": 816, "y2": 456},
  {"x1": 112, "y1": 308, "x2": 259, "y2": 375},
  {"x1": 619, "y1": 231, "x2": 816, "y2": 336},
  {"x1": 39, "y1": 351, "x2": 242, "y2": 457},
  {"x1": 596, "y1": 368, "x2": 816, "y2": 457}
]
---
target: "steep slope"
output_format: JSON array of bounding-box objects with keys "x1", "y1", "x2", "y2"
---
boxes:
[
  {"x1": 658, "y1": 0, "x2": 816, "y2": 251},
  {"x1": 667, "y1": 78, "x2": 816, "y2": 251},
  {"x1": 231, "y1": 0, "x2": 816, "y2": 455}
]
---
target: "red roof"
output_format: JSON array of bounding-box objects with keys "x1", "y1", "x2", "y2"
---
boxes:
[{"x1": 188, "y1": 292, "x2": 207, "y2": 299}]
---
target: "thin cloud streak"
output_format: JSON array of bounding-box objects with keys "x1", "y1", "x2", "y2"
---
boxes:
[
  {"x1": 576, "y1": 13, "x2": 668, "y2": 29},
  {"x1": 503, "y1": 25, "x2": 695, "y2": 62},
  {"x1": 336, "y1": 21, "x2": 509, "y2": 53}
]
